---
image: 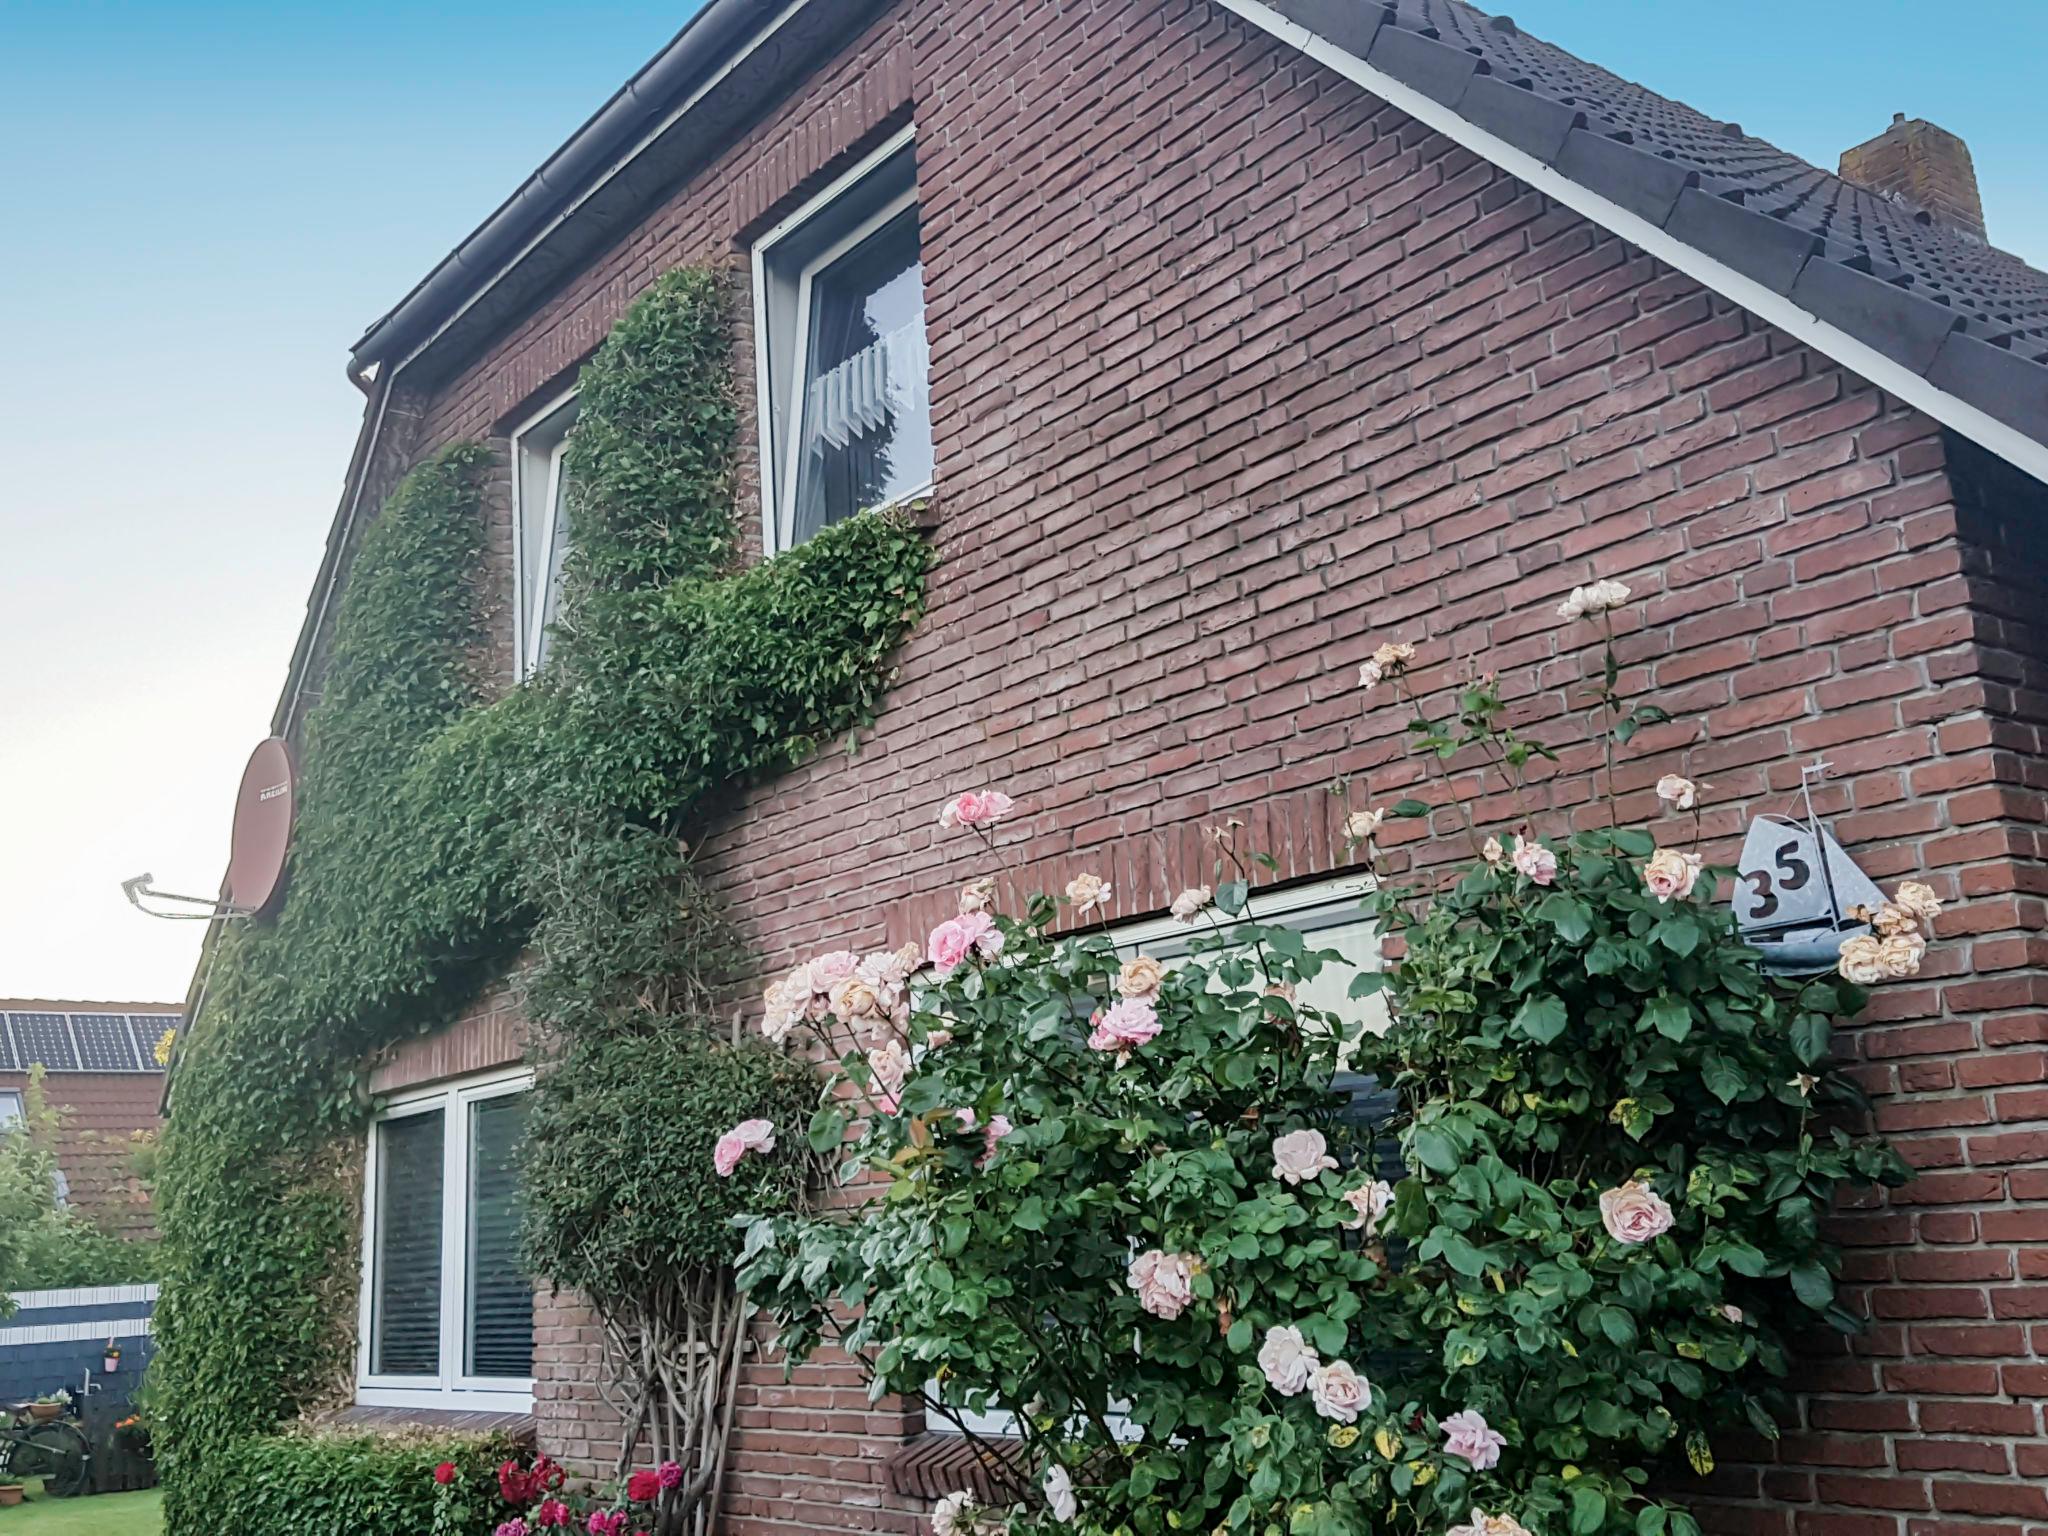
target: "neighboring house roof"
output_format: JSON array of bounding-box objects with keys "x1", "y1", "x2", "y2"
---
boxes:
[
  {"x1": 0, "y1": 1008, "x2": 174, "y2": 1077},
  {"x1": 0, "y1": 1005, "x2": 173, "y2": 1241},
  {"x1": 1248, "y1": 0, "x2": 2048, "y2": 468}
]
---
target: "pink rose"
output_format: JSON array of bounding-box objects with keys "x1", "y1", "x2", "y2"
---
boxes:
[
  {"x1": 980, "y1": 1114, "x2": 1013, "y2": 1167},
  {"x1": 1257, "y1": 1324, "x2": 1318, "y2": 1395},
  {"x1": 868, "y1": 1041, "x2": 911, "y2": 1102},
  {"x1": 1270, "y1": 1128, "x2": 1338, "y2": 1186},
  {"x1": 939, "y1": 790, "x2": 1016, "y2": 830},
  {"x1": 1642, "y1": 848, "x2": 1702, "y2": 904},
  {"x1": 714, "y1": 1118, "x2": 775, "y2": 1176},
  {"x1": 656, "y1": 1460, "x2": 683, "y2": 1491},
  {"x1": 1087, "y1": 997, "x2": 1160, "y2": 1054},
  {"x1": 1512, "y1": 840, "x2": 1557, "y2": 886},
  {"x1": 1441, "y1": 1409, "x2": 1506, "y2": 1471},
  {"x1": 1598, "y1": 1179, "x2": 1675, "y2": 1245},
  {"x1": 1126, "y1": 1248, "x2": 1196, "y2": 1320},
  {"x1": 806, "y1": 950, "x2": 859, "y2": 994},
  {"x1": 928, "y1": 912, "x2": 1002, "y2": 976},
  {"x1": 1341, "y1": 1179, "x2": 1394, "y2": 1235},
  {"x1": 1308, "y1": 1358, "x2": 1371, "y2": 1422},
  {"x1": 587, "y1": 1514, "x2": 627, "y2": 1536}
]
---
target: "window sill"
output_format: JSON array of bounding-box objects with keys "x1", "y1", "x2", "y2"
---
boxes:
[{"x1": 886, "y1": 1429, "x2": 1028, "y2": 1503}]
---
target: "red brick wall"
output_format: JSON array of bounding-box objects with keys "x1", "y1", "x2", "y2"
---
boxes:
[{"x1": 336, "y1": 0, "x2": 2048, "y2": 1530}]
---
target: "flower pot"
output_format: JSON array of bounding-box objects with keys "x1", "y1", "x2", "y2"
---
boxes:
[
  {"x1": 28, "y1": 1403, "x2": 60, "y2": 1423},
  {"x1": 0, "y1": 1484, "x2": 23, "y2": 1506},
  {"x1": 103, "y1": 1354, "x2": 120, "y2": 1373}
]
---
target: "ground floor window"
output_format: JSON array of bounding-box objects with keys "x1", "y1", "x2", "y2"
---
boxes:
[{"x1": 355, "y1": 1067, "x2": 534, "y2": 1411}]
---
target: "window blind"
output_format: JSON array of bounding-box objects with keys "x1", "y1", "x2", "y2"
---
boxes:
[
  {"x1": 372, "y1": 1109, "x2": 444, "y2": 1376},
  {"x1": 466, "y1": 1093, "x2": 533, "y2": 1379}
]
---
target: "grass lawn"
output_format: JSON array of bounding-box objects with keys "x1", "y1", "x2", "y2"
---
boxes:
[{"x1": 2, "y1": 1484, "x2": 161, "y2": 1533}]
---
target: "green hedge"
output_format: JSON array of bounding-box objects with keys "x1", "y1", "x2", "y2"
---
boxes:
[{"x1": 210, "y1": 1428, "x2": 518, "y2": 1535}]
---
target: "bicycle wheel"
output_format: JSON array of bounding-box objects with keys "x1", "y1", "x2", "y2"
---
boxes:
[{"x1": 16, "y1": 1421, "x2": 89, "y2": 1497}]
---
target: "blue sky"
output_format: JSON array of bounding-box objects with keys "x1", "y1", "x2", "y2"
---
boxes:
[{"x1": 0, "y1": 0, "x2": 2041, "y2": 1001}]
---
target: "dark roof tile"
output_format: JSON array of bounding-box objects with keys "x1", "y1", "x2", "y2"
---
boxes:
[
  {"x1": 1790, "y1": 258, "x2": 1963, "y2": 372},
  {"x1": 1928, "y1": 332, "x2": 2048, "y2": 442},
  {"x1": 1366, "y1": 22, "x2": 1485, "y2": 107},
  {"x1": 1457, "y1": 74, "x2": 1581, "y2": 161},
  {"x1": 1269, "y1": 0, "x2": 1391, "y2": 56},
  {"x1": 1554, "y1": 128, "x2": 1698, "y2": 225},
  {"x1": 1665, "y1": 187, "x2": 1822, "y2": 295}
]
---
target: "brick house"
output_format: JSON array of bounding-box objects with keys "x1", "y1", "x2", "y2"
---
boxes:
[
  {"x1": 0, "y1": 1001, "x2": 172, "y2": 1240},
  {"x1": 238, "y1": 0, "x2": 2048, "y2": 1530}
]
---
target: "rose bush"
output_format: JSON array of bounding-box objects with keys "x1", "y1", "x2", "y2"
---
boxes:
[{"x1": 737, "y1": 585, "x2": 1914, "y2": 1536}]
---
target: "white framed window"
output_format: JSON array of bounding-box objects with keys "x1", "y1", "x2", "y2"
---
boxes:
[
  {"x1": 511, "y1": 389, "x2": 579, "y2": 678},
  {"x1": 752, "y1": 126, "x2": 931, "y2": 554},
  {"x1": 355, "y1": 1066, "x2": 534, "y2": 1413},
  {"x1": 0, "y1": 1092, "x2": 22, "y2": 1130},
  {"x1": 925, "y1": 875, "x2": 1388, "y2": 1438}
]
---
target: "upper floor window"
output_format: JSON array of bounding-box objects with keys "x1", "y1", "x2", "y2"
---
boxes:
[
  {"x1": 753, "y1": 129, "x2": 931, "y2": 553},
  {"x1": 512, "y1": 391, "x2": 578, "y2": 677},
  {"x1": 356, "y1": 1067, "x2": 533, "y2": 1412}
]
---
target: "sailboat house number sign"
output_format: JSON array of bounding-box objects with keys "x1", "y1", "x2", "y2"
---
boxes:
[{"x1": 1730, "y1": 763, "x2": 1885, "y2": 974}]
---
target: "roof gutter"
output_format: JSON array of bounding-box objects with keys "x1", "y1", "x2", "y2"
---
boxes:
[{"x1": 350, "y1": 0, "x2": 790, "y2": 371}]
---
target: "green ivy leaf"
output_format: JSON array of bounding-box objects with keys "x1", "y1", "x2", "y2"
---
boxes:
[
  {"x1": 1512, "y1": 993, "x2": 1569, "y2": 1045},
  {"x1": 1534, "y1": 892, "x2": 1594, "y2": 943},
  {"x1": 807, "y1": 1106, "x2": 848, "y2": 1154},
  {"x1": 1571, "y1": 1486, "x2": 1608, "y2": 1534},
  {"x1": 1701, "y1": 1054, "x2": 1745, "y2": 1104},
  {"x1": 1411, "y1": 1126, "x2": 1461, "y2": 1175},
  {"x1": 1642, "y1": 994, "x2": 1692, "y2": 1042},
  {"x1": 1790, "y1": 1262, "x2": 1835, "y2": 1309}
]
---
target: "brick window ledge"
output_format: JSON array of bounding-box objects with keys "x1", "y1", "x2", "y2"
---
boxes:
[{"x1": 886, "y1": 1430, "x2": 1030, "y2": 1503}]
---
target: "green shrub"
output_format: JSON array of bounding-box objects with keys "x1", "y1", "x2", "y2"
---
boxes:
[{"x1": 210, "y1": 1427, "x2": 517, "y2": 1536}]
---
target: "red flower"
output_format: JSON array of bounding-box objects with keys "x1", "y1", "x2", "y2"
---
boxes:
[
  {"x1": 499, "y1": 1458, "x2": 541, "y2": 1505},
  {"x1": 536, "y1": 1500, "x2": 570, "y2": 1528},
  {"x1": 433, "y1": 1461, "x2": 458, "y2": 1486},
  {"x1": 626, "y1": 1469, "x2": 660, "y2": 1503}
]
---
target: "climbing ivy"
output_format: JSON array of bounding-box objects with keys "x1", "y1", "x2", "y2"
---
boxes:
[{"x1": 150, "y1": 266, "x2": 929, "y2": 1535}]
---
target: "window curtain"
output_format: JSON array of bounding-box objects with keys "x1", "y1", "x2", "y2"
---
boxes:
[
  {"x1": 372, "y1": 1110, "x2": 444, "y2": 1376},
  {"x1": 466, "y1": 1094, "x2": 533, "y2": 1379}
]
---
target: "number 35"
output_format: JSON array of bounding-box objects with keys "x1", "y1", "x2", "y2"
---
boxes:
[{"x1": 1742, "y1": 839, "x2": 1811, "y2": 921}]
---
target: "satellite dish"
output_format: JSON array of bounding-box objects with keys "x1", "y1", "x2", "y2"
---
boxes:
[
  {"x1": 224, "y1": 737, "x2": 296, "y2": 917},
  {"x1": 123, "y1": 737, "x2": 299, "y2": 923}
]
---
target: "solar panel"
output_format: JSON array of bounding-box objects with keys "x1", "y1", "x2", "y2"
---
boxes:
[
  {"x1": 72, "y1": 1014, "x2": 143, "y2": 1072},
  {"x1": 7, "y1": 1014, "x2": 79, "y2": 1072},
  {"x1": 0, "y1": 1021, "x2": 16, "y2": 1072},
  {"x1": 129, "y1": 1016, "x2": 177, "y2": 1072}
]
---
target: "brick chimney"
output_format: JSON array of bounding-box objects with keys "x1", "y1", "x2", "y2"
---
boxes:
[{"x1": 1839, "y1": 113, "x2": 1987, "y2": 241}]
